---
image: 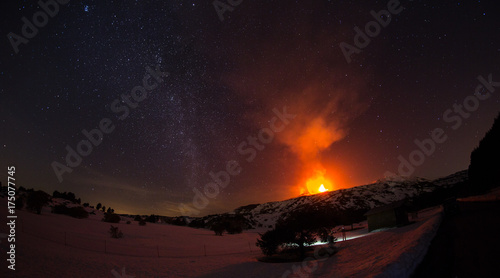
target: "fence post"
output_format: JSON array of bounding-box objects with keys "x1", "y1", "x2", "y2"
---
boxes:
[
  {"x1": 248, "y1": 242, "x2": 251, "y2": 252},
  {"x1": 64, "y1": 232, "x2": 67, "y2": 246},
  {"x1": 104, "y1": 240, "x2": 107, "y2": 254},
  {"x1": 157, "y1": 245, "x2": 160, "y2": 258},
  {"x1": 204, "y1": 244, "x2": 206, "y2": 256}
]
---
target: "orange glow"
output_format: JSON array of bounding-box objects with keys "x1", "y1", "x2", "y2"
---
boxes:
[{"x1": 304, "y1": 168, "x2": 334, "y2": 195}]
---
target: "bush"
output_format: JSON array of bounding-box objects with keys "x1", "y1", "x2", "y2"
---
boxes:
[
  {"x1": 126, "y1": 221, "x2": 131, "y2": 224},
  {"x1": 226, "y1": 221, "x2": 243, "y2": 234},
  {"x1": 146, "y1": 214, "x2": 157, "y2": 223},
  {"x1": 102, "y1": 213, "x2": 121, "y2": 223},
  {"x1": 134, "y1": 215, "x2": 142, "y2": 221},
  {"x1": 26, "y1": 190, "x2": 50, "y2": 214},
  {"x1": 256, "y1": 227, "x2": 284, "y2": 256},
  {"x1": 52, "y1": 191, "x2": 77, "y2": 202},
  {"x1": 139, "y1": 218, "x2": 147, "y2": 226},
  {"x1": 211, "y1": 223, "x2": 225, "y2": 236},
  {"x1": 188, "y1": 218, "x2": 205, "y2": 228},
  {"x1": 15, "y1": 196, "x2": 24, "y2": 210},
  {"x1": 109, "y1": 225, "x2": 123, "y2": 239},
  {"x1": 209, "y1": 214, "x2": 246, "y2": 235},
  {"x1": 170, "y1": 217, "x2": 187, "y2": 226},
  {"x1": 256, "y1": 209, "x2": 337, "y2": 258},
  {"x1": 52, "y1": 205, "x2": 89, "y2": 219}
]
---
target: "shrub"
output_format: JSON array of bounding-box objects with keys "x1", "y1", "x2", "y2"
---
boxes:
[
  {"x1": 109, "y1": 225, "x2": 123, "y2": 239},
  {"x1": 52, "y1": 204, "x2": 69, "y2": 214},
  {"x1": 134, "y1": 215, "x2": 142, "y2": 221},
  {"x1": 211, "y1": 223, "x2": 225, "y2": 236},
  {"x1": 188, "y1": 218, "x2": 205, "y2": 228},
  {"x1": 26, "y1": 190, "x2": 50, "y2": 214},
  {"x1": 256, "y1": 228, "x2": 284, "y2": 256},
  {"x1": 52, "y1": 191, "x2": 77, "y2": 202},
  {"x1": 68, "y1": 207, "x2": 89, "y2": 219},
  {"x1": 170, "y1": 217, "x2": 187, "y2": 226},
  {"x1": 146, "y1": 214, "x2": 157, "y2": 223},
  {"x1": 225, "y1": 221, "x2": 243, "y2": 234},
  {"x1": 102, "y1": 213, "x2": 121, "y2": 223},
  {"x1": 209, "y1": 214, "x2": 246, "y2": 235},
  {"x1": 52, "y1": 205, "x2": 89, "y2": 219},
  {"x1": 139, "y1": 218, "x2": 147, "y2": 226},
  {"x1": 126, "y1": 221, "x2": 131, "y2": 224},
  {"x1": 15, "y1": 196, "x2": 24, "y2": 210},
  {"x1": 256, "y1": 209, "x2": 337, "y2": 258}
]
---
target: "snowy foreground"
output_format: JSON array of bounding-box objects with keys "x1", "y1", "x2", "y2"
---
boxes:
[{"x1": 0, "y1": 203, "x2": 442, "y2": 278}]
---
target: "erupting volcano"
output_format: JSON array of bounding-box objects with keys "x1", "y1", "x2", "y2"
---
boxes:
[{"x1": 304, "y1": 168, "x2": 334, "y2": 195}]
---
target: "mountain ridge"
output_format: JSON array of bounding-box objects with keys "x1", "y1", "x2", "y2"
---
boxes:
[{"x1": 222, "y1": 170, "x2": 468, "y2": 228}]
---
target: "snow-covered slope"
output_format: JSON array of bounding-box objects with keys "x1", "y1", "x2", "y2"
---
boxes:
[{"x1": 230, "y1": 170, "x2": 468, "y2": 228}]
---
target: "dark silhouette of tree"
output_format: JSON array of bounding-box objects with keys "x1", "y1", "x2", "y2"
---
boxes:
[
  {"x1": 208, "y1": 214, "x2": 247, "y2": 235},
  {"x1": 146, "y1": 214, "x2": 157, "y2": 223},
  {"x1": 26, "y1": 190, "x2": 50, "y2": 214},
  {"x1": 96, "y1": 203, "x2": 102, "y2": 211},
  {"x1": 102, "y1": 206, "x2": 106, "y2": 212},
  {"x1": 256, "y1": 227, "x2": 285, "y2": 256},
  {"x1": 52, "y1": 191, "x2": 77, "y2": 202},
  {"x1": 52, "y1": 205, "x2": 89, "y2": 219},
  {"x1": 469, "y1": 112, "x2": 500, "y2": 193},
  {"x1": 211, "y1": 223, "x2": 225, "y2": 236},
  {"x1": 102, "y1": 213, "x2": 121, "y2": 223},
  {"x1": 66, "y1": 192, "x2": 75, "y2": 201},
  {"x1": 256, "y1": 209, "x2": 337, "y2": 259},
  {"x1": 15, "y1": 196, "x2": 24, "y2": 210}
]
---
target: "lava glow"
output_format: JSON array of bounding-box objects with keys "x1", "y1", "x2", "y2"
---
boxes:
[{"x1": 304, "y1": 169, "x2": 334, "y2": 195}]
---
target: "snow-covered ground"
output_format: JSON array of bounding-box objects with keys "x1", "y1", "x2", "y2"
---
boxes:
[{"x1": 0, "y1": 200, "x2": 442, "y2": 277}]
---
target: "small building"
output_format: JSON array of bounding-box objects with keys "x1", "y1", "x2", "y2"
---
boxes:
[{"x1": 365, "y1": 200, "x2": 409, "y2": 232}]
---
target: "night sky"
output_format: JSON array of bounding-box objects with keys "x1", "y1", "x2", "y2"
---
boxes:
[{"x1": 1, "y1": 0, "x2": 499, "y2": 216}]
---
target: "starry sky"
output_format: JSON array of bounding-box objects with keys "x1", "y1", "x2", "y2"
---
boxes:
[{"x1": 1, "y1": 0, "x2": 499, "y2": 216}]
